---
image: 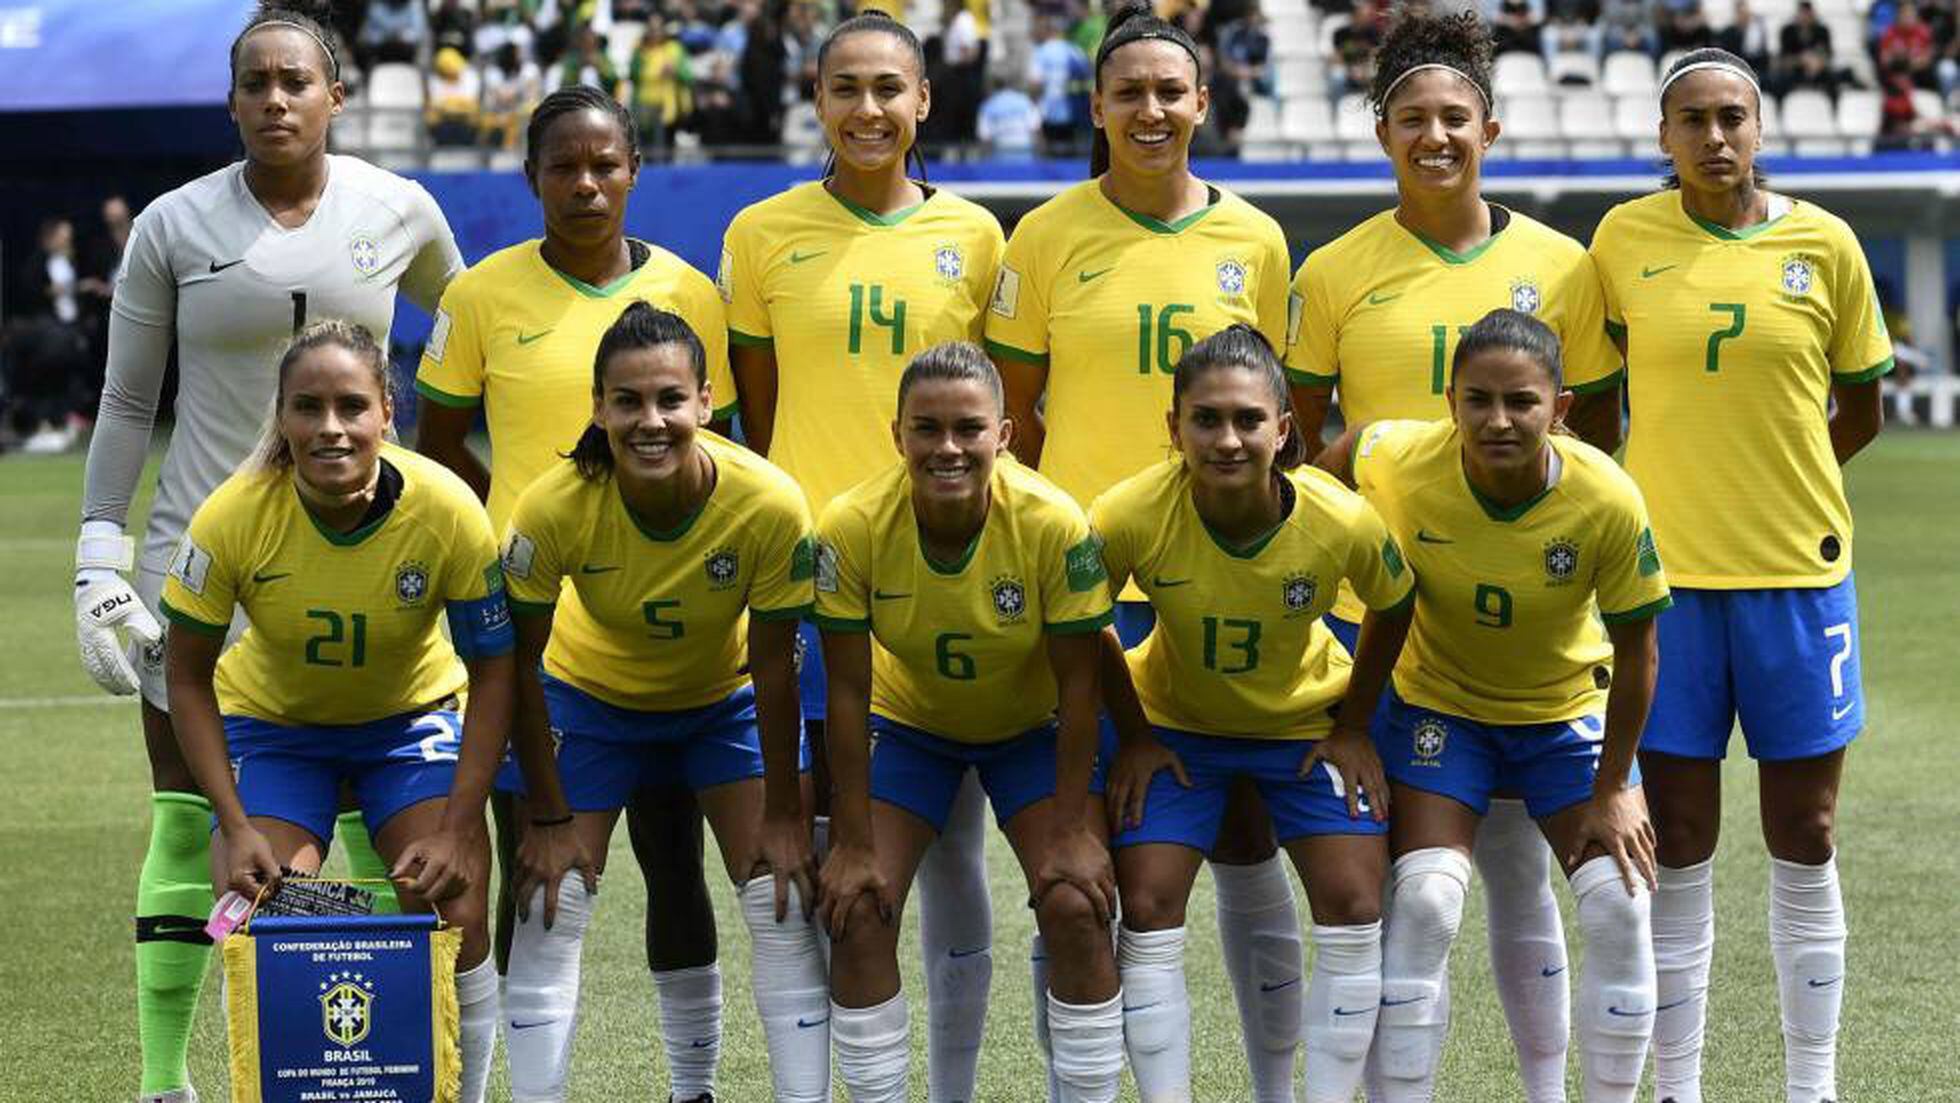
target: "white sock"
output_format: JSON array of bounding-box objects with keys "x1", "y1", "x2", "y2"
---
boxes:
[
  {"x1": 503, "y1": 879, "x2": 595, "y2": 1102},
  {"x1": 1377, "y1": 848, "x2": 1471, "y2": 1103},
  {"x1": 1304, "y1": 921, "x2": 1381, "y2": 1103},
  {"x1": 1650, "y1": 859, "x2": 1714, "y2": 1103},
  {"x1": 653, "y1": 964, "x2": 721, "y2": 1100},
  {"x1": 917, "y1": 771, "x2": 993, "y2": 1103},
  {"x1": 832, "y1": 994, "x2": 909, "y2": 1103},
  {"x1": 1770, "y1": 856, "x2": 1846, "y2": 1103},
  {"x1": 1475, "y1": 800, "x2": 1571, "y2": 1103},
  {"x1": 1032, "y1": 935, "x2": 1061, "y2": 1101},
  {"x1": 1118, "y1": 926, "x2": 1191, "y2": 1101},
  {"x1": 1212, "y1": 855, "x2": 1305, "y2": 1102},
  {"x1": 1572, "y1": 856, "x2": 1655, "y2": 1103},
  {"x1": 455, "y1": 958, "x2": 499, "y2": 1103},
  {"x1": 738, "y1": 878, "x2": 831, "y2": 1103},
  {"x1": 1047, "y1": 990, "x2": 1124, "y2": 1103}
]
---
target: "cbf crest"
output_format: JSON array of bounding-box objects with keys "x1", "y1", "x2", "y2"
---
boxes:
[
  {"x1": 349, "y1": 234, "x2": 382, "y2": 279},
  {"x1": 1510, "y1": 278, "x2": 1542, "y2": 316},
  {"x1": 704, "y1": 546, "x2": 740, "y2": 590},
  {"x1": 1543, "y1": 537, "x2": 1580, "y2": 585},
  {"x1": 1780, "y1": 254, "x2": 1816, "y2": 298},
  {"x1": 934, "y1": 243, "x2": 966, "y2": 285},
  {"x1": 1216, "y1": 258, "x2": 1248, "y2": 297},
  {"x1": 991, "y1": 575, "x2": 1028, "y2": 623},
  {"x1": 1281, "y1": 573, "x2": 1318, "y2": 615},
  {"x1": 395, "y1": 560, "x2": 431, "y2": 605},
  {"x1": 1411, "y1": 717, "x2": 1447, "y2": 766},
  {"x1": 320, "y1": 971, "x2": 376, "y2": 1047}
]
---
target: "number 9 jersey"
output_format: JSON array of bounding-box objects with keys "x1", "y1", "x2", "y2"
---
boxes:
[{"x1": 158, "y1": 445, "x2": 511, "y2": 726}]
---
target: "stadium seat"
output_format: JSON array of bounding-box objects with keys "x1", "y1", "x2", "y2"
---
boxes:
[
  {"x1": 1558, "y1": 92, "x2": 1621, "y2": 158},
  {"x1": 1269, "y1": 14, "x2": 1317, "y2": 56},
  {"x1": 1494, "y1": 53, "x2": 1550, "y2": 95},
  {"x1": 1549, "y1": 51, "x2": 1600, "y2": 87},
  {"x1": 1837, "y1": 89, "x2": 1881, "y2": 152},
  {"x1": 365, "y1": 63, "x2": 424, "y2": 155},
  {"x1": 1317, "y1": 14, "x2": 1349, "y2": 57},
  {"x1": 368, "y1": 63, "x2": 424, "y2": 109},
  {"x1": 1613, "y1": 94, "x2": 1661, "y2": 141},
  {"x1": 1910, "y1": 88, "x2": 1947, "y2": 124},
  {"x1": 1245, "y1": 97, "x2": 1283, "y2": 144},
  {"x1": 1273, "y1": 58, "x2": 1326, "y2": 97},
  {"x1": 782, "y1": 102, "x2": 826, "y2": 165},
  {"x1": 1281, "y1": 94, "x2": 1335, "y2": 143},
  {"x1": 1602, "y1": 51, "x2": 1657, "y2": 98},
  {"x1": 1781, "y1": 88, "x2": 1845, "y2": 155},
  {"x1": 1500, "y1": 94, "x2": 1563, "y2": 158},
  {"x1": 1334, "y1": 92, "x2": 1379, "y2": 160}
]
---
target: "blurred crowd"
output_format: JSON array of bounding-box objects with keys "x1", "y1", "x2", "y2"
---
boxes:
[{"x1": 2, "y1": 199, "x2": 132, "y2": 454}]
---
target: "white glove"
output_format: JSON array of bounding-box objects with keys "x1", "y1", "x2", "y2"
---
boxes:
[{"x1": 75, "y1": 520, "x2": 161, "y2": 696}]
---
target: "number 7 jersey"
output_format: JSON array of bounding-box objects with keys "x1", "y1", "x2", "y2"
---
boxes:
[{"x1": 1591, "y1": 192, "x2": 1893, "y2": 589}]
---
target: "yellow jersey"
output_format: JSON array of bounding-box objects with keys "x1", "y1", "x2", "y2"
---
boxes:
[
  {"x1": 159, "y1": 445, "x2": 507, "y2": 727},
  {"x1": 1353, "y1": 420, "x2": 1672, "y2": 724},
  {"x1": 983, "y1": 179, "x2": 1292, "y2": 512},
  {"x1": 813, "y1": 458, "x2": 1113, "y2": 744},
  {"x1": 1091, "y1": 459, "x2": 1414, "y2": 741},
  {"x1": 1287, "y1": 206, "x2": 1621, "y2": 623},
  {"x1": 719, "y1": 181, "x2": 1005, "y2": 514},
  {"x1": 502, "y1": 433, "x2": 814, "y2": 712},
  {"x1": 415, "y1": 239, "x2": 735, "y2": 530},
  {"x1": 1591, "y1": 192, "x2": 1893, "y2": 589}
]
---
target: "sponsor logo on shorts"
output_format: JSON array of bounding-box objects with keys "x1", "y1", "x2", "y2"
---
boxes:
[
  {"x1": 1282, "y1": 573, "x2": 1317, "y2": 615},
  {"x1": 704, "y1": 547, "x2": 740, "y2": 590},
  {"x1": 1543, "y1": 537, "x2": 1580, "y2": 585},
  {"x1": 1411, "y1": 717, "x2": 1447, "y2": 767},
  {"x1": 396, "y1": 561, "x2": 431, "y2": 605},
  {"x1": 991, "y1": 576, "x2": 1028, "y2": 623}
]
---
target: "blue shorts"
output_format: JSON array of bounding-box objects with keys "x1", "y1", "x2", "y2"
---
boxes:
[
  {"x1": 1322, "y1": 613, "x2": 1359, "y2": 657},
  {"x1": 498, "y1": 676, "x2": 806, "y2": 811},
  {"x1": 1112, "y1": 727, "x2": 1387, "y2": 851},
  {"x1": 1643, "y1": 576, "x2": 1863, "y2": 762},
  {"x1": 1374, "y1": 688, "x2": 1629, "y2": 819},
  {"x1": 797, "y1": 619, "x2": 827, "y2": 722},
  {"x1": 226, "y1": 708, "x2": 464, "y2": 843},
  {"x1": 869, "y1": 715, "x2": 1106, "y2": 833},
  {"x1": 1113, "y1": 601, "x2": 1156, "y2": 648}
]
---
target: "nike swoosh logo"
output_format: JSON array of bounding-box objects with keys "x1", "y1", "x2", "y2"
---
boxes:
[
  {"x1": 1122, "y1": 1001, "x2": 1163, "y2": 1013},
  {"x1": 1416, "y1": 531, "x2": 1453, "y2": 544},
  {"x1": 510, "y1": 1019, "x2": 555, "y2": 1030},
  {"x1": 1078, "y1": 266, "x2": 1114, "y2": 284},
  {"x1": 1641, "y1": 264, "x2": 1678, "y2": 279},
  {"x1": 1656, "y1": 996, "x2": 1693, "y2": 1012},
  {"x1": 1831, "y1": 700, "x2": 1856, "y2": 721},
  {"x1": 1259, "y1": 977, "x2": 1301, "y2": 993},
  {"x1": 1332, "y1": 1006, "x2": 1373, "y2": 1017},
  {"x1": 796, "y1": 1014, "x2": 830, "y2": 1028},
  {"x1": 1380, "y1": 995, "x2": 1424, "y2": 1008},
  {"x1": 690, "y1": 1039, "x2": 716, "y2": 1048},
  {"x1": 1153, "y1": 577, "x2": 1191, "y2": 588},
  {"x1": 1367, "y1": 290, "x2": 1402, "y2": 305},
  {"x1": 1540, "y1": 965, "x2": 1567, "y2": 978},
  {"x1": 1808, "y1": 976, "x2": 1843, "y2": 989},
  {"x1": 790, "y1": 249, "x2": 827, "y2": 264},
  {"x1": 581, "y1": 564, "x2": 621, "y2": 574},
  {"x1": 251, "y1": 571, "x2": 290, "y2": 583},
  {"x1": 208, "y1": 258, "x2": 246, "y2": 273},
  {"x1": 517, "y1": 329, "x2": 554, "y2": 345},
  {"x1": 949, "y1": 946, "x2": 989, "y2": 959},
  {"x1": 873, "y1": 589, "x2": 911, "y2": 600},
  {"x1": 1606, "y1": 1005, "x2": 1651, "y2": 1017}
]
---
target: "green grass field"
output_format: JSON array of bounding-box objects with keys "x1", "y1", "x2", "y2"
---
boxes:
[{"x1": 3, "y1": 433, "x2": 1955, "y2": 1101}]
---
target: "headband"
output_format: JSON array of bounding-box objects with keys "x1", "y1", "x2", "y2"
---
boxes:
[
  {"x1": 1377, "y1": 63, "x2": 1490, "y2": 116},
  {"x1": 1657, "y1": 59, "x2": 1759, "y2": 101},
  {"x1": 243, "y1": 19, "x2": 341, "y2": 80},
  {"x1": 1099, "y1": 26, "x2": 1202, "y2": 74}
]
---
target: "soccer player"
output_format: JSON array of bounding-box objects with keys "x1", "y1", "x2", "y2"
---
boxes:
[
  {"x1": 1317, "y1": 310, "x2": 1671, "y2": 1103},
  {"x1": 158, "y1": 321, "x2": 509, "y2": 1102},
  {"x1": 1590, "y1": 48, "x2": 1891, "y2": 1103},
  {"x1": 1282, "y1": 10, "x2": 1625, "y2": 1095},
  {"x1": 814, "y1": 344, "x2": 1120, "y2": 1103},
  {"x1": 413, "y1": 84, "x2": 736, "y2": 1094},
  {"x1": 494, "y1": 304, "x2": 826, "y2": 1103},
  {"x1": 72, "y1": 6, "x2": 463, "y2": 1099},
  {"x1": 718, "y1": 12, "x2": 1006, "y2": 1097},
  {"x1": 981, "y1": 4, "x2": 1299, "y2": 1094},
  {"x1": 1091, "y1": 325, "x2": 1414, "y2": 1103}
]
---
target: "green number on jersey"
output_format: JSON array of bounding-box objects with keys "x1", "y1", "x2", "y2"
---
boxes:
[
  {"x1": 1473, "y1": 584, "x2": 1513, "y2": 629},
  {"x1": 303, "y1": 609, "x2": 367, "y2": 667},
  {"x1": 1705, "y1": 303, "x2": 1746, "y2": 372},
  {"x1": 848, "y1": 283, "x2": 907, "y2": 355},
  {"x1": 1429, "y1": 323, "x2": 1474, "y2": 394},
  {"x1": 643, "y1": 599, "x2": 685, "y2": 640},
  {"x1": 935, "y1": 632, "x2": 977, "y2": 680},
  {"x1": 1136, "y1": 303, "x2": 1197, "y2": 374},
  {"x1": 1201, "y1": 616, "x2": 1262, "y2": 674}
]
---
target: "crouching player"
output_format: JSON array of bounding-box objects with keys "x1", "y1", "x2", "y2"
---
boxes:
[
  {"x1": 1318, "y1": 310, "x2": 1671, "y2": 1102},
  {"x1": 814, "y1": 343, "x2": 1122, "y2": 1103},
  {"x1": 160, "y1": 321, "x2": 509, "y2": 1101},
  {"x1": 496, "y1": 304, "x2": 827, "y2": 1103}
]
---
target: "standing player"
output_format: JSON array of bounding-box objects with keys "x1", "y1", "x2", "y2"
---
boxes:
[
  {"x1": 72, "y1": 6, "x2": 463, "y2": 1100},
  {"x1": 159, "y1": 321, "x2": 508, "y2": 1102},
  {"x1": 495, "y1": 304, "x2": 828, "y2": 1103},
  {"x1": 1092, "y1": 326, "x2": 1415, "y2": 1103},
  {"x1": 981, "y1": 5, "x2": 1299, "y2": 1095},
  {"x1": 1590, "y1": 48, "x2": 1891, "y2": 1103},
  {"x1": 1318, "y1": 311, "x2": 1671, "y2": 1103},
  {"x1": 413, "y1": 85, "x2": 737, "y2": 1097},
  {"x1": 814, "y1": 344, "x2": 1121, "y2": 1103},
  {"x1": 718, "y1": 12, "x2": 1007, "y2": 1098},
  {"x1": 1282, "y1": 10, "x2": 1625, "y2": 1095}
]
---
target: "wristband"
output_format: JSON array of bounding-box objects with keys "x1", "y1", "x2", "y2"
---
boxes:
[
  {"x1": 77, "y1": 519, "x2": 135, "y2": 573},
  {"x1": 531, "y1": 814, "x2": 575, "y2": 828}
]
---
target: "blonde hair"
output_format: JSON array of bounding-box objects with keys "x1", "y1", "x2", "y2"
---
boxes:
[{"x1": 249, "y1": 319, "x2": 395, "y2": 472}]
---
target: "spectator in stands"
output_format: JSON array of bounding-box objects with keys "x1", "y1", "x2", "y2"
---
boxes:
[
  {"x1": 1069, "y1": 2, "x2": 1109, "y2": 59},
  {"x1": 1879, "y1": 1, "x2": 1938, "y2": 88},
  {"x1": 1776, "y1": 1, "x2": 1845, "y2": 97},
  {"x1": 427, "y1": 46, "x2": 483, "y2": 147},
  {"x1": 476, "y1": 0, "x2": 540, "y2": 64},
  {"x1": 784, "y1": 0, "x2": 825, "y2": 104},
  {"x1": 482, "y1": 42, "x2": 546, "y2": 148},
  {"x1": 1717, "y1": 0, "x2": 1773, "y2": 78},
  {"x1": 556, "y1": 23, "x2": 622, "y2": 91},
  {"x1": 1541, "y1": 0, "x2": 1600, "y2": 65},
  {"x1": 432, "y1": 0, "x2": 478, "y2": 59},
  {"x1": 977, "y1": 76, "x2": 1044, "y2": 159},
  {"x1": 1659, "y1": 0, "x2": 1718, "y2": 54},
  {"x1": 7, "y1": 218, "x2": 90, "y2": 453},
  {"x1": 674, "y1": 0, "x2": 720, "y2": 54},
  {"x1": 631, "y1": 20, "x2": 694, "y2": 154},
  {"x1": 936, "y1": 0, "x2": 988, "y2": 143},
  {"x1": 736, "y1": 1, "x2": 788, "y2": 144},
  {"x1": 1331, "y1": 0, "x2": 1387, "y2": 94},
  {"x1": 1213, "y1": 0, "x2": 1273, "y2": 152},
  {"x1": 1594, "y1": 0, "x2": 1658, "y2": 58},
  {"x1": 1492, "y1": 0, "x2": 1544, "y2": 55},
  {"x1": 1879, "y1": 54, "x2": 1957, "y2": 142},
  {"x1": 1030, "y1": 15, "x2": 1091, "y2": 149},
  {"x1": 358, "y1": 0, "x2": 430, "y2": 69}
]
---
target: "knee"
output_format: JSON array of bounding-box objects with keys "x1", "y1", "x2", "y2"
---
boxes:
[
  {"x1": 830, "y1": 894, "x2": 898, "y2": 965},
  {"x1": 1035, "y1": 881, "x2": 1107, "y2": 947},
  {"x1": 1387, "y1": 848, "x2": 1471, "y2": 949},
  {"x1": 1653, "y1": 807, "x2": 1718, "y2": 867},
  {"x1": 1310, "y1": 876, "x2": 1382, "y2": 927},
  {"x1": 1763, "y1": 805, "x2": 1836, "y2": 865},
  {"x1": 1117, "y1": 879, "x2": 1188, "y2": 932}
]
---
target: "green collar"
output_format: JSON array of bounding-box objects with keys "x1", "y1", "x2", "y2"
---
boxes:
[
  {"x1": 1195, "y1": 476, "x2": 1294, "y2": 559},
  {"x1": 826, "y1": 182, "x2": 929, "y2": 227},
  {"x1": 1683, "y1": 200, "x2": 1788, "y2": 241},
  {"x1": 541, "y1": 239, "x2": 649, "y2": 298},
  {"x1": 1405, "y1": 207, "x2": 1508, "y2": 265},
  {"x1": 1461, "y1": 447, "x2": 1557, "y2": 522},
  {"x1": 920, "y1": 527, "x2": 982, "y2": 575},
  {"x1": 619, "y1": 480, "x2": 711, "y2": 542},
  {"x1": 1105, "y1": 182, "x2": 1222, "y2": 235}
]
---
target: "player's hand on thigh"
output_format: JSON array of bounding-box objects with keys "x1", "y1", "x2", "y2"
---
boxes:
[
  {"x1": 818, "y1": 840, "x2": 892, "y2": 940},
  {"x1": 393, "y1": 825, "x2": 478, "y2": 903},
  {"x1": 1107, "y1": 730, "x2": 1191, "y2": 833},
  {"x1": 1031, "y1": 816, "x2": 1118, "y2": 928},
  {"x1": 754, "y1": 809, "x2": 819, "y2": 922},
  {"x1": 1301, "y1": 722, "x2": 1391, "y2": 822}
]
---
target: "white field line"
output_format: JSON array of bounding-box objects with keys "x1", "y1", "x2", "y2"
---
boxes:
[{"x1": 0, "y1": 695, "x2": 138, "y2": 709}]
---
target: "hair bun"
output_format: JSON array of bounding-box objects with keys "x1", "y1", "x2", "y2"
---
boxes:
[
  {"x1": 1105, "y1": 0, "x2": 1154, "y2": 32},
  {"x1": 260, "y1": 0, "x2": 337, "y2": 22}
]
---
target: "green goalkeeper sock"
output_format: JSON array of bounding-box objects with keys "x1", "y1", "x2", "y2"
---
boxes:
[
  {"x1": 135, "y1": 792, "x2": 215, "y2": 1096},
  {"x1": 334, "y1": 811, "x2": 401, "y2": 915}
]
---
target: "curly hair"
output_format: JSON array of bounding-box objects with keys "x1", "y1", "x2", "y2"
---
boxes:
[
  {"x1": 1368, "y1": 6, "x2": 1495, "y2": 119},
  {"x1": 231, "y1": 0, "x2": 342, "y2": 83}
]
